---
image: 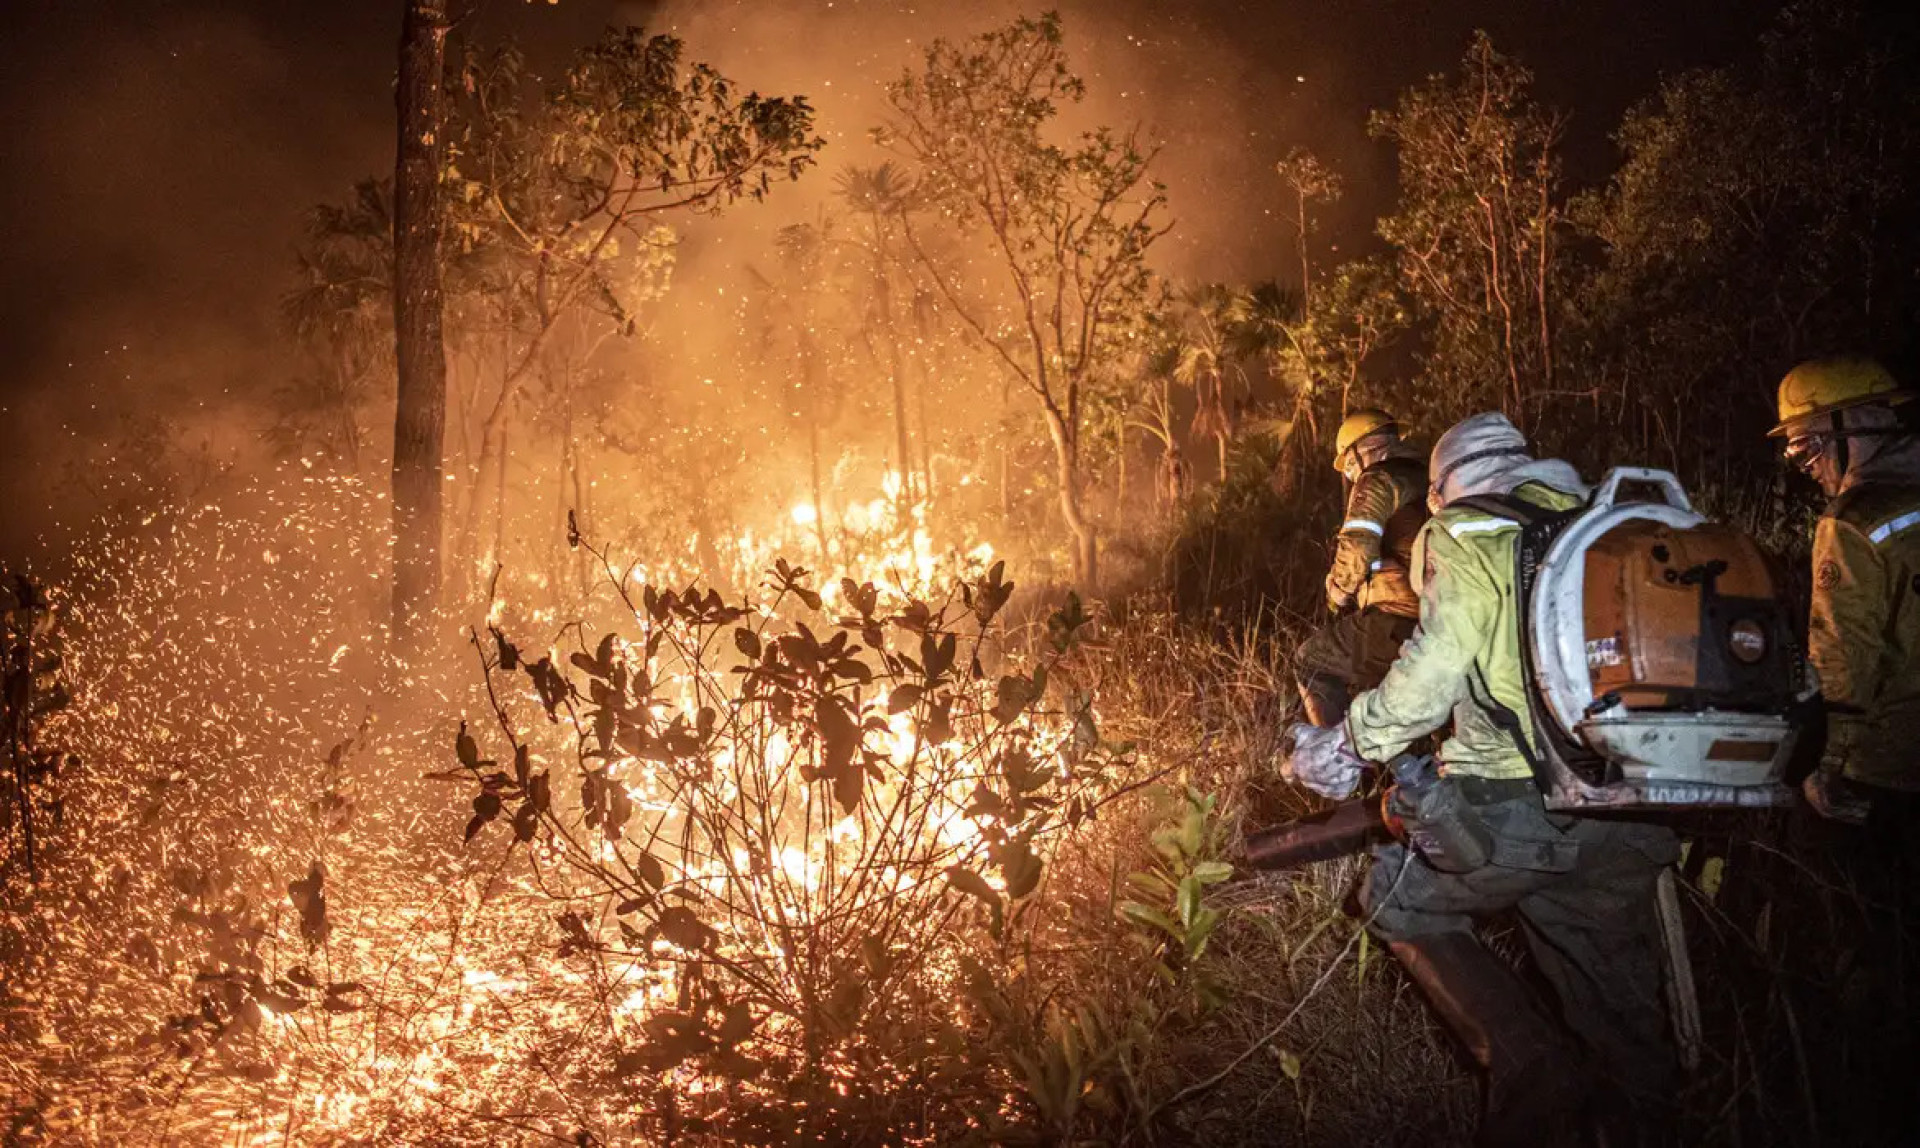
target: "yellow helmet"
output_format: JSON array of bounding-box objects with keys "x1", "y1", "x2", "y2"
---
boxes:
[
  {"x1": 1769, "y1": 357, "x2": 1912, "y2": 437},
  {"x1": 1333, "y1": 408, "x2": 1398, "y2": 468}
]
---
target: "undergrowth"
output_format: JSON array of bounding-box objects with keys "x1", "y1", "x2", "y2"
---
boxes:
[{"x1": 1, "y1": 464, "x2": 1909, "y2": 1145}]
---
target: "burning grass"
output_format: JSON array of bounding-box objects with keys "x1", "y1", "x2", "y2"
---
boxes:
[
  {"x1": 0, "y1": 468, "x2": 1169, "y2": 1142},
  {"x1": 0, "y1": 461, "x2": 1475, "y2": 1144},
  {"x1": 15, "y1": 462, "x2": 1867, "y2": 1146}
]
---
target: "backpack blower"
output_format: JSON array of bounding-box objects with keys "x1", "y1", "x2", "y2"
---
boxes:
[{"x1": 1250, "y1": 467, "x2": 1811, "y2": 872}]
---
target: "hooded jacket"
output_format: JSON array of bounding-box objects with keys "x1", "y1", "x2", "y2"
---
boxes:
[
  {"x1": 1345, "y1": 415, "x2": 1589, "y2": 781},
  {"x1": 1812, "y1": 432, "x2": 1920, "y2": 791}
]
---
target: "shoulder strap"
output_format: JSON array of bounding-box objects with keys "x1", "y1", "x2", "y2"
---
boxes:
[
  {"x1": 1451, "y1": 491, "x2": 1553, "y2": 528},
  {"x1": 1447, "y1": 490, "x2": 1602, "y2": 794}
]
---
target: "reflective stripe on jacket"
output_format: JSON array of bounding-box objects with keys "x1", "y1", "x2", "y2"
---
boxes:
[
  {"x1": 1328, "y1": 454, "x2": 1428, "y2": 618},
  {"x1": 1346, "y1": 481, "x2": 1583, "y2": 780},
  {"x1": 1812, "y1": 480, "x2": 1920, "y2": 791}
]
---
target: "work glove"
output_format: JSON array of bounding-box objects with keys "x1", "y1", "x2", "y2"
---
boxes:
[
  {"x1": 1324, "y1": 572, "x2": 1356, "y2": 616},
  {"x1": 1802, "y1": 766, "x2": 1871, "y2": 825},
  {"x1": 1281, "y1": 721, "x2": 1365, "y2": 800}
]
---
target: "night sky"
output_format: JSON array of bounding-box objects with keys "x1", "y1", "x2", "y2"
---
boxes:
[{"x1": 0, "y1": 0, "x2": 1779, "y2": 555}]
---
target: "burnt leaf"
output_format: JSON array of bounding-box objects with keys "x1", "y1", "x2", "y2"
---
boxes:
[
  {"x1": 715, "y1": 999, "x2": 756, "y2": 1045},
  {"x1": 633, "y1": 850, "x2": 666, "y2": 892},
  {"x1": 526, "y1": 657, "x2": 567, "y2": 717},
  {"x1": 1048, "y1": 592, "x2": 1090, "y2": 651},
  {"x1": 287, "y1": 861, "x2": 330, "y2": 950},
  {"x1": 945, "y1": 866, "x2": 1004, "y2": 936},
  {"x1": 995, "y1": 837, "x2": 1043, "y2": 900},
  {"x1": 815, "y1": 698, "x2": 859, "y2": 775},
  {"x1": 491, "y1": 626, "x2": 520, "y2": 671},
  {"x1": 991, "y1": 674, "x2": 1036, "y2": 724},
  {"x1": 972, "y1": 560, "x2": 1014, "y2": 624},
  {"x1": 606, "y1": 780, "x2": 634, "y2": 840},
  {"x1": 466, "y1": 792, "x2": 502, "y2": 842},
  {"x1": 1000, "y1": 744, "x2": 1050, "y2": 794},
  {"x1": 558, "y1": 911, "x2": 598, "y2": 957},
  {"x1": 656, "y1": 905, "x2": 714, "y2": 951},
  {"x1": 455, "y1": 723, "x2": 480, "y2": 769},
  {"x1": 924, "y1": 697, "x2": 954, "y2": 745},
  {"x1": 512, "y1": 803, "x2": 539, "y2": 842}
]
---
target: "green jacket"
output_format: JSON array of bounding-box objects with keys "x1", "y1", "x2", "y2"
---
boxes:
[
  {"x1": 1328, "y1": 452, "x2": 1428, "y2": 618},
  {"x1": 1346, "y1": 481, "x2": 1583, "y2": 781},
  {"x1": 1811, "y1": 479, "x2": 1920, "y2": 791}
]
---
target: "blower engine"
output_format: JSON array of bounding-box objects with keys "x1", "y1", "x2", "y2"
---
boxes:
[
  {"x1": 1509, "y1": 467, "x2": 1806, "y2": 810},
  {"x1": 1250, "y1": 467, "x2": 1809, "y2": 872}
]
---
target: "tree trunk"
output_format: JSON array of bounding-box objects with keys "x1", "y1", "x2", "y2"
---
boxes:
[
  {"x1": 799, "y1": 334, "x2": 832, "y2": 566},
  {"x1": 389, "y1": 0, "x2": 450, "y2": 650},
  {"x1": 868, "y1": 232, "x2": 915, "y2": 522},
  {"x1": 912, "y1": 323, "x2": 937, "y2": 511},
  {"x1": 1042, "y1": 402, "x2": 1096, "y2": 591},
  {"x1": 999, "y1": 378, "x2": 1015, "y2": 529},
  {"x1": 492, "y1": 426, "x2": 509, "y2": 581}
]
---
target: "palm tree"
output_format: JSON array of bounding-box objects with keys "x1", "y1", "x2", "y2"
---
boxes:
[
  {"x1": 1171, "y1": 283, "x2": 1246, "y2": 485},
  {"x1": 1228, "y1": 280, "x2": 1320, "y2": 498},
  {"x1": 1131, "y1": 322, "x2": 1190, "y2": 516}
]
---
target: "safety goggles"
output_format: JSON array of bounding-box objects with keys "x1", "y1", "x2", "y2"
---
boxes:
[{"x1": 1782, "y1": 432, "x2": 1832, "y2": 477}]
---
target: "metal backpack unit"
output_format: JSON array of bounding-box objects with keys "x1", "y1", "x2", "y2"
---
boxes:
[{"x1": 1457, "y1": 467, "x2": 1809, "y2": 810}]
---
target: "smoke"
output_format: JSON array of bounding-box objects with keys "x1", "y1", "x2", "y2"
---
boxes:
[
  {"x1": 0, "y1": 2, "x2": 392, "y2": 560},
  {"x1": 0, "y1": 0, "x2": 1775, "y2": 566},
  {"x1": 628, "y1": 0, "x2": 1350, "y2": 283}
]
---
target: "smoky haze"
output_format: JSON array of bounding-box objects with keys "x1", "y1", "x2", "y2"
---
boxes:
[{"x1": 0, "y1": 0, "x2": 1772, "y2": 563}]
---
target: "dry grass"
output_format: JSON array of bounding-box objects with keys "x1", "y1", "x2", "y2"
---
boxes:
[{"x1": 3, "y1": 471, "x2": 1907, "y2": 1145}]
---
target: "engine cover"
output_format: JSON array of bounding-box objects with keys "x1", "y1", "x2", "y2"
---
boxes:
[{"x1": 1527, "y1": 468, "x2": 1802, "y2": 810}]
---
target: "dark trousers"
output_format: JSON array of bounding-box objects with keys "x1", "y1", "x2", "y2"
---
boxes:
[
  {"x1": 1365, "y1": 791, "x2": 1682, "y2": 1102},
  {"x1": 1784, "y1": 787, "x2": 1920, "y2": 1145},
  {"x1": 1293, "y1": 609, "x2": 1415, "y2": 723}
]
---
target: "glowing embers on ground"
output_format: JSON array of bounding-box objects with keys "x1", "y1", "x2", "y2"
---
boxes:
[{"x1": 5, "y1": 462, "x2": 1119, "y2": 1142}]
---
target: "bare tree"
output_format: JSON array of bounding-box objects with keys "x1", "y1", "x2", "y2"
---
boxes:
[{"x1": 882, "y1": 14, "x2": 1167, "y2": 591}]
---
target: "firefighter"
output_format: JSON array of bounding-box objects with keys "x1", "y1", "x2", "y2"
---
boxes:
[
  {"x1": 1771, "y1": 356, "x2": 1920, "y2": 1144},
  {"x1": 1770, "y1": 356, "x2": 1920, "y2": 819},
  {"x1": 1291, "y1": 409, "x2": 1428, "y2": 726},
  {"x1": 1288, "y1": 412, "x2": 1679, "y2": 1145}
]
